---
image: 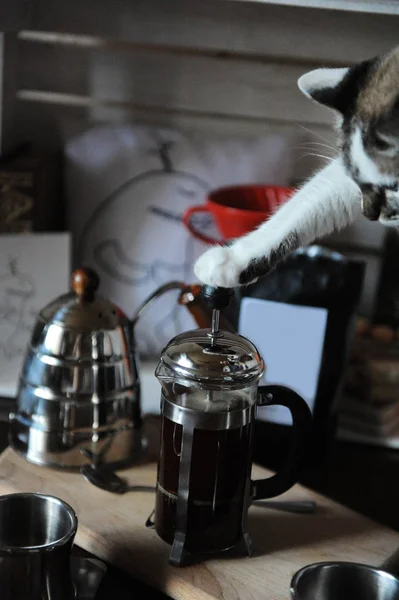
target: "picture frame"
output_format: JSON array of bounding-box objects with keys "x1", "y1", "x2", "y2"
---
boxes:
[{"x1": 0, "y1": 232, "x2": 71, "y2": 397}]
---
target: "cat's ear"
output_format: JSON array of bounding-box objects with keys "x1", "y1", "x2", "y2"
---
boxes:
[{"x1": 298, "y1": 67, "x2": 350, "y2": 112}]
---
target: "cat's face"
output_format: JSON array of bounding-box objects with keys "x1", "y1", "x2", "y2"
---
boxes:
[{"x1": 298, "y1": 46, "x2": 399, "y2": 224}]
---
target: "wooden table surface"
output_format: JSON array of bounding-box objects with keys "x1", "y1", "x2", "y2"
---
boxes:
[
  {"x1": 1, "y1": 401, "x2": 399, "y2": 598},
  {"x1": 2, "y1": 443, "x2": 399, "y2": 600}
]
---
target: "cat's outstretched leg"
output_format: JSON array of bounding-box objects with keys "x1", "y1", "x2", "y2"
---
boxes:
[{"x1": 194, "y1": 158, "x2": 362, "y2": 287}]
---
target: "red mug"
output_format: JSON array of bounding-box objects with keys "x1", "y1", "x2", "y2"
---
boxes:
[{"x1": 183, "y1": 184, "x2": 293, "y2": 244}]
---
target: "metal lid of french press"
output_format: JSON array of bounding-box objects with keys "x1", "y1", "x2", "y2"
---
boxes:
[
  {"x1": 39, "y1": 267, "x2": 129, "y2": 332},
  {"x1": 158, "y1": 285, "x2": 265, "y2": 388}
]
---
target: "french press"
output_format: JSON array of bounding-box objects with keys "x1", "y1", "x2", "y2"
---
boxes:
[{"x1": 154, "y1": 286, "x2": 312, "y2": 566}]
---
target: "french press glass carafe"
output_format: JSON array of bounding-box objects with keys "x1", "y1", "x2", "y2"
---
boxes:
[{"x1": 154, "y1": 286, "x2": 312, "y2": 566}]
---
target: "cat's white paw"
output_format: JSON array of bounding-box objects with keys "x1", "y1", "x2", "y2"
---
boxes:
[{"x1": 194, "y1": 246, "x2": 244, "y2": 287}]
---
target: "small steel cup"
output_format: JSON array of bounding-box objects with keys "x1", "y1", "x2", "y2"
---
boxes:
[
  {"x1": 291, "y1": 561, "x2": 399, "y2": 600},
  {"x1": 0, "y1": 492, "x2": 77, "y2": 600}
]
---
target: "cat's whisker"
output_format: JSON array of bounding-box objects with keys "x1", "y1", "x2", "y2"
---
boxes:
[
  {"x1": 294, "y1": 146, "x2": 336, "y2": 157},
  {"x1": 297, "y1": 141, "x2": 337, "y2": 153},
  {"x1": 295, "y1": 152, "x2": 332, "y2": 165},
  {"x1": 308, "y1": 153, "x2": 331, "y2": 161},
  {"x1": 296, "y1": 124, "x2": 334, "y2": 144},
  {"x1": 294, "y1": 143, "x2": 334, "y2": 151}
]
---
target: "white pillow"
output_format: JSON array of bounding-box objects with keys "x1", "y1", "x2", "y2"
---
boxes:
[{"x1": 65, "y1": 124, "x2": 294, "y2": 357}]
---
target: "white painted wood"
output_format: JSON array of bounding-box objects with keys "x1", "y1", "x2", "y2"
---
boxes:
[
  {"x1": 13, "y1": 95, "x2": 337, "y2": 183},
  {"x1": 25, "y1": 0, "x2": 399, "y2": 65},
  {"x1": 14, "y1": 0, "x2": 394, "y2": 181},
  {"x1": 17, "y1": 41, "x2": 336, "y2": 127},
  {"x1": 226, "y1": 0, "x2": 399, "y2": 16},
  {"x1": 14, "y1": 0, "x2": 399, "y2": 167}
]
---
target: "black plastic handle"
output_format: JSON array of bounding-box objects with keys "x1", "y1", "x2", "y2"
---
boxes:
[
  {"x1": 251, "y1": 385, "x2": 313, "y2": 501},
  {"x1": 201, "y1": 285, "x2": 234, "y2": 310}
]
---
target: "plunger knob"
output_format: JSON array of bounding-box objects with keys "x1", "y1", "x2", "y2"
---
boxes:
[
  {"x1": 201, "y1": 285, "x2": 234, "y2": 310},
  {"x1": 71, "y1": 267, "x2": 99, "y2": 302}
]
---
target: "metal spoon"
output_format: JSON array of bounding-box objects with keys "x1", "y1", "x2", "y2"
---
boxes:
[
  {"x1": 81, "y1": 464, "x2": 317, "y2": 514},
  {"x1": 80, "y1": 463, "x2": 155, "y2": 494}
]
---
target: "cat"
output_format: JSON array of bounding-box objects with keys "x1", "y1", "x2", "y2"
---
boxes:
[{"x1": 194, "y1": 45, "x2": 399, "y2": 288}]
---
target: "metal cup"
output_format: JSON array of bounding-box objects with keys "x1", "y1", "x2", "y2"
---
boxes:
[
  {"x1": 0, "y1": 492, "x2": 78, "y2": 599},
  {"x1": 291, "y1": 561, "x2": 399, "y2": 600}
]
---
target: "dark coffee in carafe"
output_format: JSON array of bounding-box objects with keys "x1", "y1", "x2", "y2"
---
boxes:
[{"x1": 155, "y1": 415, "x2": 252, "y2": 554}]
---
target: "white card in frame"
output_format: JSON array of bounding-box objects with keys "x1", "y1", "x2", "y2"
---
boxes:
[{"x1": 0, "y1": 232, "x2": 71, "y2": 397}]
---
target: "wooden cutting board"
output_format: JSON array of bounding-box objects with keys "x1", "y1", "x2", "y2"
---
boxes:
[{"x1": 0, "y1": 433, "x2": 399, "y2": 600}]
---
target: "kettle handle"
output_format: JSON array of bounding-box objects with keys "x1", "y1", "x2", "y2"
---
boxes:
[
  {"x1": 131, "y1": 281, "x2": 235, "y2": 330},
  {"x1": 251, "y1": 385, "x2": 312, "y2": 501},
  {"x1": 131, "y1": 281, "x2": 186, "y2": 326}
]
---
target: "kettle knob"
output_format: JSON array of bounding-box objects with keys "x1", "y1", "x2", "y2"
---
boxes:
[{"x1": 71, "y1": 268, "x2": 99, "y2": 301}]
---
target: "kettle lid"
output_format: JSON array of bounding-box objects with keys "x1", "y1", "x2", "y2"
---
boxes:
[
  {"x1": 157, "y1": 327, "x2": 265, "y2": 388},
  {"x1": 39, "y1": 268, "x2": 129, "y2": 331}
]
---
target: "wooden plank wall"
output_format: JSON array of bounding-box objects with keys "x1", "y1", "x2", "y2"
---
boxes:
[
  {"x1": 10, "y1": 0, "x2": 399, "y2": 314},
  {"x1": 14, "y1": 0, "x2": 399, "y2": 170}
]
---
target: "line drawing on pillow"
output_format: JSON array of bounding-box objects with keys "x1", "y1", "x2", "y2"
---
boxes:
[{"x1": 78, "y1": 135, "x2": 213, "y2": 354}]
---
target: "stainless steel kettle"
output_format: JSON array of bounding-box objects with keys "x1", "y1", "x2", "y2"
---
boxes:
[{"x1": 9, "y1": 267, "x2": 213, "y2": 469}]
